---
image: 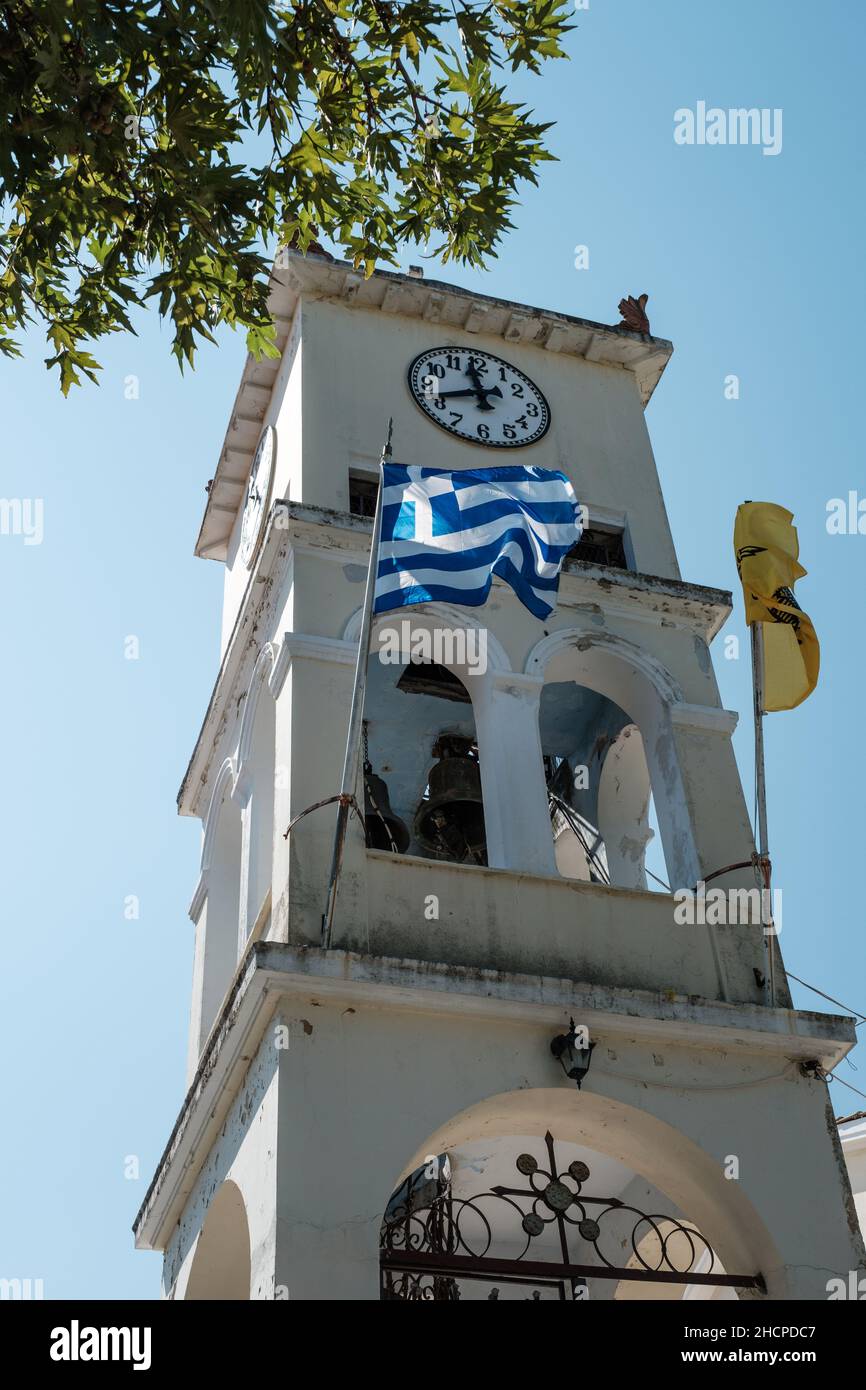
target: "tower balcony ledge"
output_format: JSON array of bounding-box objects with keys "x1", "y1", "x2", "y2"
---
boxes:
[
  {"x1": 132, "y1": 937, "x2": 855, "y2": 1254},
  {"x1": 328, "y1": 848, "x2": 764, "y2": 1007}
]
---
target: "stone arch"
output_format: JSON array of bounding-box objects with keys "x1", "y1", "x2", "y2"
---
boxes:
[
  {"x1": 387, "y1": 1087, "x2": 781, "y2": 1297},
  {"x1": 193, "y1": 756, "x2": 243, "y2": 1053},
  {"x1": 343, "y1": 600, "x2": 512, "y2": 679},
  {"x1": 349, "y1": 604, "x2": 508, "y2": 866},
  {"x1": 525, "y1": 627, "x2": 685, "y2": 706},
  {"x1": 345, "y1": 603, "x2": 562, "y2": 871},
  {"x1": 234, "y1": 641, "x2": 280, "y2": 799},
  {"x1": 185, "y1": 1180, "x2": 251, "y2": 1301},
  {"x1": 200, "y1": 756, "x2": 238, "y2": 875},
  {"x1": 525, "y1": 627, "x2": 700, "y2": 892}
]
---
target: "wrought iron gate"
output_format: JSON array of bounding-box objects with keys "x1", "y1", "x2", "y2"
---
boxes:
[{"x1": 380, "y1": 1132, "x2": 765, "y2": 1300}]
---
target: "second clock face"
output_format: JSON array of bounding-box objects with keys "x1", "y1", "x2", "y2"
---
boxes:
[
  {"x1": 240, "y1": 424, "x2": 276, "y2": 568},
  {"x1": 407, "y1": 346, "x2": 550, "y2": 448}
]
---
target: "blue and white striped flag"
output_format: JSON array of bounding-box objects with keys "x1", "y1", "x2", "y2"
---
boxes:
[{"x1": 372, "y1": 464, "x2": 583, "y2": 620}]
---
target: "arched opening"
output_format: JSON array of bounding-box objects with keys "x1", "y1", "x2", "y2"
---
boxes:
[
  {"x1": 615, "y1": 1222, "x2": 737, "y2": 1300},
  {"x1": 528, "y1": 630, "x2": 700, "y2": 893},
  {"x1": 540, "y1": 684, "x2": 654, "y2": 888},
  {"x1": 240, "y1": 673, "x2": 276, "y2": 939},
  {"x1": 197, "y1": 764, "x2": 243, "y2": 1046},
  {"x1": 380, "y1": 1088, "x2": 777, "y2": 1301},
  {"x1": 363, "y1": 614, "x2": 488, "y2": 866},
  {"x1": 185, "y1": 1180, "x2": 251, "y2": 1300}
]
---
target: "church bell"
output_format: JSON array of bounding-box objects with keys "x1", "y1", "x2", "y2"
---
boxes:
[
  {"x1": 414, "y1": 735, "x2": 487, "y2": 864},
  {"x1": 363, "y1": 762, "x2": 411, "y2": 854}
]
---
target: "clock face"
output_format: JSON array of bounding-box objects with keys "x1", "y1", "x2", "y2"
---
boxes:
[
  {"x1": 407, "y1": 346, "x2": 550, "y2": 448},
  {"x1": 240, "y1": 425, "x2": 276, "y2": 568}
]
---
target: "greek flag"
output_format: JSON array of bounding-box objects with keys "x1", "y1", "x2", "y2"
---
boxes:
[{"x1": 372, "y1": 464, "x2": 583, "y2": 620}]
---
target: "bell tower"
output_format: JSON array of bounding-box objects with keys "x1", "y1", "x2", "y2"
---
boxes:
[{"x1": 135, "y1": 251, "x2": 865, "y2": 1301}]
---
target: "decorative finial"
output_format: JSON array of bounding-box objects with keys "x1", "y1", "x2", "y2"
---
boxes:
[
  {"x1": 616, "y1": 293, "x2": 650, "y2": 335},
  {"x1": 281, "y1": 226, "x2": 334, "y2": 261},
  {"x1": 382, "y1": 417, "x2": 394, "y2": 463}
]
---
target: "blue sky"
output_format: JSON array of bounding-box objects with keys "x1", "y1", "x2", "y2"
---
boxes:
[{"x1": 1, "y1": 0, "x2": 864, "y2": 1299}]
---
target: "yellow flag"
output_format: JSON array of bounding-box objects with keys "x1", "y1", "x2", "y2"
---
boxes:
[{"x1": 733, "y1": 502, "x2": 819, "y2": 711}]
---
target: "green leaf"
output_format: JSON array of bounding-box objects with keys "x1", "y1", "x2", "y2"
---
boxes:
[{"x1": 1, "y1": 0, "x2": 572, "y2": 390}]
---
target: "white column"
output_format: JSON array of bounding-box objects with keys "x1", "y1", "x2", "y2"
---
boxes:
[
  {"x1": 473, "y1": 671, "x2": 556, "y2": 875},
  {"x1": 597, "y1": 723, "x2": 654, "y2": 890}
]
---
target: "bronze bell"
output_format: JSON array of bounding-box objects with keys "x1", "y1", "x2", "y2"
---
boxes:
[
  {"x1": 363, "y1": 762, "x2": 410, "y2": 854},
  {"x1": 414, "y1": 735, "x2": 486, "y2": 864}
]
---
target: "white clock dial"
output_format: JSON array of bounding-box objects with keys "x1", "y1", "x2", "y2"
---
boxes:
[
  {"x1": 240, "y1": 425, "x2": 276, "y2": 568},
  {"x1": 407, "y1": 346, "x2": 551, "y2": 448}
]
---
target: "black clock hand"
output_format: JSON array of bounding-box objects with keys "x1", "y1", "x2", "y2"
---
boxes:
[
  {"x1": 465, "y1": 359, "x2": 496, "y2": 410},
  {"x1": 466, "y1": 359, "x2": 483, "y2": 387},
  {"x1": 459, "y1": 363, "x2": 505, "y2": 411},
  {"x1": 472, "y1": 384, "x2": 503, "y2": 412},
  {"x1": 436, "y1": 387, "x2": 502, "y2": 401}
]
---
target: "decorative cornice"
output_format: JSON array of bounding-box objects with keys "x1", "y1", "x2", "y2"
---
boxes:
[
  {"x1": 271, "y1": 633, "x2": 356, "y2": 698},
  {"x1": 557, "y1": 562, "x2": 732, "y2": 641},
  {"x1": 491, "y1": 670, "x2": 545, "y2": 696},
  {"x1": 670, "y1": 703, "x2": 739, "y2": 737},
  {"x1": 281, "y1": 501, "x2": 731, "y2": 638}
]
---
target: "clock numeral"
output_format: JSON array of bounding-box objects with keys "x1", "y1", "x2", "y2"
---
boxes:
[
  {"x1": 477, "y1": 423, "x2": 490, "y2": 440},
  {"x1": 510, "y1": 382, "x2": 524, "y2": 398},
  {"x1": 526, "y1": 403, "x2": 539, "y2": 418},
  {"x1": 422, "y1": 373, "x2": 440, "y2": 399},
  {"x1": 432, "y1": 394, "x2": 445, "y2": 410},
  {"x1": 446, "y1": 353, "x2": 462, "y2": 370},
  {"x1": 498, "y1": 366, "x2": 508, "y2": 382},
  {"x1": 503, "y1": 423, "x2": 517, "y2": 440},
  {"x1": 449, "y1": 412, "x2": 463, "y2": 425},
  {"x1": 425, "y1": 362, "x2": 446, "y2": 379},
  {"x1": 515, "y1": 415, "x2": 528, "y2": 430},
  {"x1": 468, "y1": 355, "x2": 488, "y2": 374}
]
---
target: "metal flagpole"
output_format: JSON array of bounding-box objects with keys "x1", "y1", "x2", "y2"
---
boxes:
[
  {"x1": 321, "y1": 419, "x2": 392, "y2": 948},
  {"x1": 750, "y1": 620, "x2": 775, "y2": 1007}
]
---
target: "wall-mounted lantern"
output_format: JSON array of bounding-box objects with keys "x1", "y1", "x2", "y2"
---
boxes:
[{"x1": 550, "y1": 1018, "x2": 595, "y2": 1089}]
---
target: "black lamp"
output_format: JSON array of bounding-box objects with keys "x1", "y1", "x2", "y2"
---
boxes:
[{"x1": 550, "y1": 1018, "x2": 595, "y2": 1088}]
